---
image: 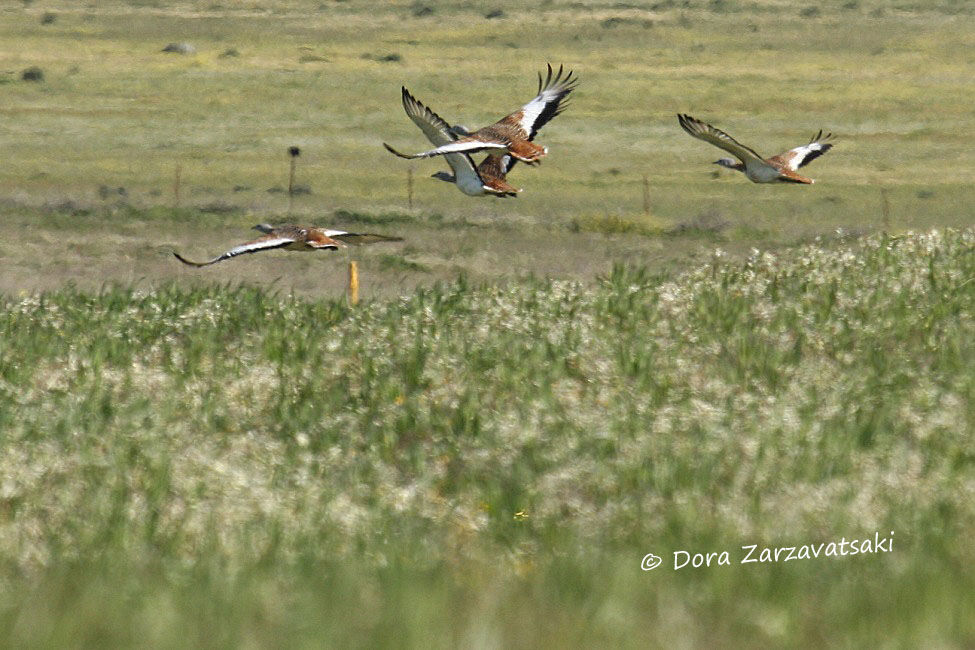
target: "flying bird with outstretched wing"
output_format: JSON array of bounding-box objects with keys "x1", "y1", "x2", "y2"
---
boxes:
[
  {"x1": 384, "y1": 63, "x2": 578, "y2": 167},
  {"x1": 677, "y1": 113, "x2": 834, "y2": 184},
  {"x1": 385, "y1": 86, "x2": 520, "y2": 197},
  {"x1": 173, "y1": 224, "x2": 402, "y2": 267}
]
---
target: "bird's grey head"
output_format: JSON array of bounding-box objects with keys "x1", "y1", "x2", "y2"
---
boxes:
[
  {"x1": 252, "y1": 223, "x2": 275, "y2": 233},
  {"x1": 713, "y1": 158, "x2": 738, "y2": 168},
  {"x1": 431, "y1": 171, "x2": 456, "y2": 184}
]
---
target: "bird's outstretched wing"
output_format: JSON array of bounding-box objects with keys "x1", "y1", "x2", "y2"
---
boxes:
[
  {"x1": 325, "y1": 231, "x2": 404, "y2": 246},
  {"x1": 399, "y1": 86, "x2": 455, "y2": 148},
  {"x1": 173, "y1": 233, "x2": 299, "y2": 267},
  {"x1": 500, "y1": 63, "x2": 578, "y2": 140},
  {"x1": 396, "y1": 86, "x2": 487, "y2": 191},
  {"x1": 677, "y1": 113, "x2": 766, "y2": 164},
  {"x1": 382, "y1": 138, "x2": 507, "y2": 160},
  {"x1": 768, "y1": 131, "x2": 834, "y2": 171}
]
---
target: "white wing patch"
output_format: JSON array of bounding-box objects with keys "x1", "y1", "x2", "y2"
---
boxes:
[
  {"x1": 174, "y1": 235, "x2": 297, "y2": 267},
  {"x1": 782, "y1": 141, "x2": 833, "y2": 171},
  {"x1": 222, "y1": 236, "x2": 298, "y2": 257},
  {"x1": 517, "y1": 88, "x2": 562, "y2": 136},
  {"x1": 416, "y1": 140, "x2": 509, "y2": 158},
  {"x1": 515, "y1": 64, "x2": 577, "y2": 138}
]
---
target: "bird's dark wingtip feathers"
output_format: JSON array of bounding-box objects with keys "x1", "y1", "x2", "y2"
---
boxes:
[
  {"x1": 677, "y1": 113, "x2": 698, "y2": 134},
  {"x1": 383, "y1": 142, "x2": 412, "y2": 159},
  {"x1": 537, "y1": 62, "x2": 577, "y2": 94},
  {"x1": 810, "y1": 130, "x2": 834, "y2": 144},
  {"x1": 173, "y1": 251, "x2": 207, "y2": 267}
]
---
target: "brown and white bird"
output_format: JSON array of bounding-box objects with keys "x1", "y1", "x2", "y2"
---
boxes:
[
  {"x1": 431, "y1": 150, "x2": 522, "y2": 197},
  {"x1": 677, "y1": 113, "x2": 834, "y2": 184},
  {"x1": 384, "y1": 63, "x2": 578, "y2": 167},
  {"x1": 173, "y1": 224, "x2": 402, "y2": 267},
  {"x1": 388, "y1": 86, "x2": 520, "y2": 197}
]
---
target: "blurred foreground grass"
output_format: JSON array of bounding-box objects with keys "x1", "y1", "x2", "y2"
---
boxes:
[{"x1": 1, "y1": 228, "x2": 972, "y2": 647}]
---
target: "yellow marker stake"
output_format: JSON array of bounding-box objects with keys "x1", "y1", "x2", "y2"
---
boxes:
[{"x1": 348, "y1": 260, "x2": 359, "y2": 306}]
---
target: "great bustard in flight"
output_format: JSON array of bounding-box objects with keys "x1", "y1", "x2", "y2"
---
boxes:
[
  {"x1": 383, "y1": 63, "x2": 578, "y2": 167},
  {"x1": 173, "y1": 224, "x2": 402, "y2": 267},
  {"x1": 389, "y1": 86, "x2": 520, "y2": 197},
  {"x1": 677, "y1": 113, "x2": 834, "y2": 184}
]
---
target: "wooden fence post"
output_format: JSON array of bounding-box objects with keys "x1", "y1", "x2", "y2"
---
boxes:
[
  {"x1": 288, "y1": 146, "x2": 301, "y2": 216},
  {"x1": 407, "y1": 167, "x2": 414, "y2": 210},
  {"x1": 173, "y1": 163, "x2": 181, "y2": 210},
  {"x1": 880, "y1": 187, "x2": 891, "y2": 232},
  {"x1": 642, "y1": 175, "x2": 651, "y2": 216}
]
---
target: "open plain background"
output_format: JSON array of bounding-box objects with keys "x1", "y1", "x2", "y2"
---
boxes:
[
  {"x1": 0, "y1": 0, "x2": 973, "y2": 647},
  {"x1": 1, "y1": 0, "x2": 973, "y2": 295}
]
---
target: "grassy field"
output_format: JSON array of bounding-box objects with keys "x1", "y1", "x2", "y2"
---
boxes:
[
  {"x1": 0, "y1": 0, "x2": 973, "y2": 297},
  {"x1": 1, "y1": 0, "x2": 974, "y2": 646},
  {"x1": 1, "y1": 228, "x2": 973, "y2": 646}
]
